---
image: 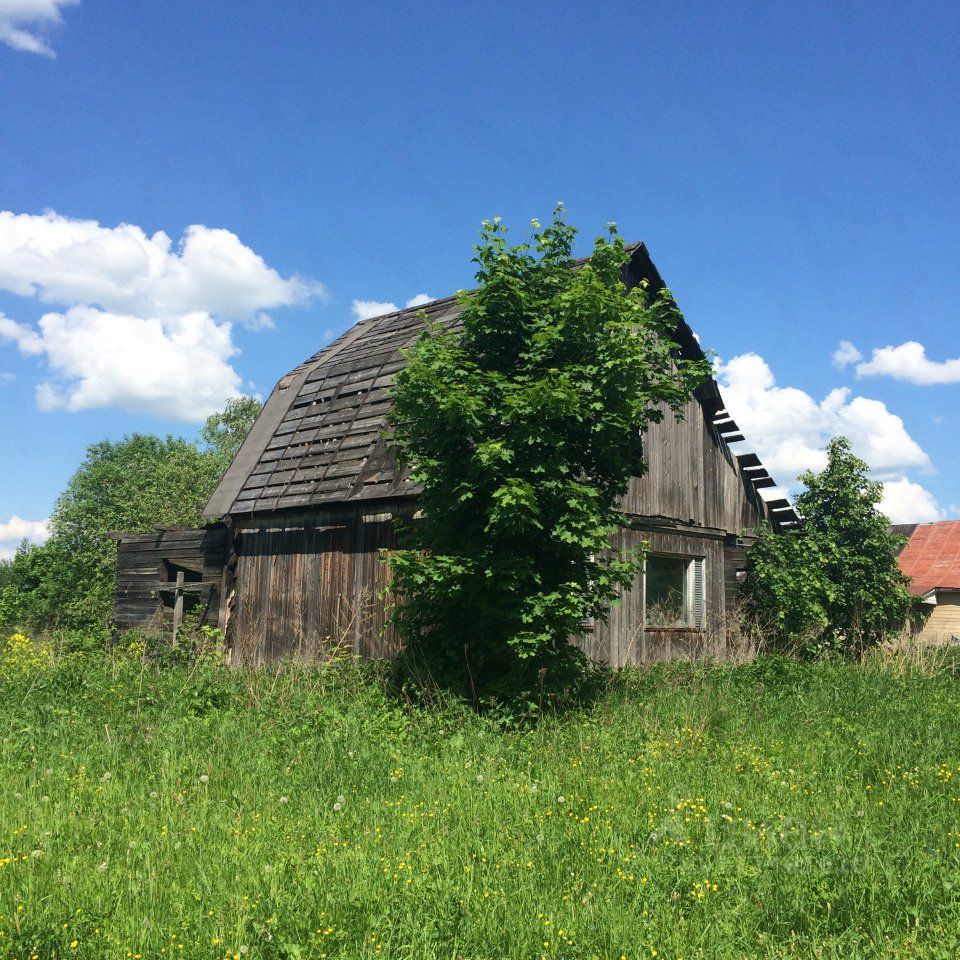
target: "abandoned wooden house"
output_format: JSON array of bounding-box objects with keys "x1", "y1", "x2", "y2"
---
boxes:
[{"x1": 113, "y1": 242, "x2": 797, "y2": 664}]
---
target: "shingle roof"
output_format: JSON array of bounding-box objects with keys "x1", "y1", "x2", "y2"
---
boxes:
[
  {"x1": 201, "y1": 243, "x2": 738, "y2": 520},
  {"x1": 898, "y1": 520, "x2": 960, "y2": 596}
]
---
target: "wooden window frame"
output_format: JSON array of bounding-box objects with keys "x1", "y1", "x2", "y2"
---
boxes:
[{"x1": 643, "y1": 552, "x2": 705, "y2": 631}]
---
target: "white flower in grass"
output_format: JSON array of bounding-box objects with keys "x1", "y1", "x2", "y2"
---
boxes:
[
  {"x1": 199, "y1": 774, "x2": 209, "y2": 784},
  {"x1": 279, "y1": 795, "x2": 289, "y2": 804},
  {"x1": 149, "y1": 791, "x2": 158, "y2": 799},
  {"x1": 100, "y1": 772, "x2": 112, "y2": 782},
  {"x1": 333, "y1": 802, "x2": 342, "y2": 812},
  {"x1": 557, "y1": 796, "x2": 566, "y2": 804},
  {"x1": 239, "y1": 946, "x2": 248, "y2": 955},
  {"x1": 128, "y1": 840, "x2": 137, "y2": 849},
  {"x1": 97, "y1": 861, "x2": 108, "y2": 873},
  {"x1": 529, "y1": 784, "x2": 538, "y2": 793},
  {"x1": 263, "y1": 864, "x2": 273, "y2": 874}
]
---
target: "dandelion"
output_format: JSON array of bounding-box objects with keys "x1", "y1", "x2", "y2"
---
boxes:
[
  {"x1": 97, "y1": 862, "x2": 108, "y2": 873},
  {"x1": 100, "y1": 772, "x2": 112, "y2": 782},
  {"x1": 333, "y1": 802, "x2": 342, "y2": 812},
  {"x1": 279, "y1": 796, "x2": 289, "y2": 804},
  {"x1": 337, "y1": 794, "x2": 345, "y2": 804},
  {"x1": 239, "y1": 946, "x2": 248, "y2": 955},
  {"x1": 199, "y1": 774, "x2": 209, "y2": 784},
  {"x1": 558, "y1": 796, "x2": 566, "y2": 804},
  {"x1": 149, "y1": 791, "x2": 158, "y2": 799}
]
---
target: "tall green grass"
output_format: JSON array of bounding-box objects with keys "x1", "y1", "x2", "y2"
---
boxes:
[{"x1": 2, "y1": 645, "x2": 960, "y2": 959}]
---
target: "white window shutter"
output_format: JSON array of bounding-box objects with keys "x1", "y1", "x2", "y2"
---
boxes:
[{"x1": 692, "y1": 558, "x2": 705, "y2": 629}]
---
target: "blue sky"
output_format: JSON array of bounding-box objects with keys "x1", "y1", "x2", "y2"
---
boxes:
[{"x1": 1, "y1": 0, "x2": 958, "y2": 555}]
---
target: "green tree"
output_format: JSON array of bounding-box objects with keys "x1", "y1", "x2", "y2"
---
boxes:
[
  {"x1": 387, "y1": 210, "x2": 710, "y2": 701},
  {"x1": 0, "y1": 398, "x2": 262, "y2": 633},
  {"x1": 200, "y1": 395, "x2": 263, "y2": 466},
  {"x1": 745, "y1": 436, "x2": 912, "y2": 655}
]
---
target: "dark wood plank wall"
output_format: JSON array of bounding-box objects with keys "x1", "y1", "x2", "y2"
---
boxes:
[
  {"x1": 113, "y1": 526, "x2": 229, "y2": 629},
  {"x1": 229, "y1": 503, "x2": 412, "y2": 664},
  {"x1": 623, "y1": 394, "x2": 768, "y2": 532},
  {"x1": 229, "y1": 516, "x2": 738, "y2": 666}
]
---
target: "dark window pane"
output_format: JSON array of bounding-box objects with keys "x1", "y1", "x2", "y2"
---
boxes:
[{"x1": 645, "y1": 555, "x2": 690, "y2": 626}]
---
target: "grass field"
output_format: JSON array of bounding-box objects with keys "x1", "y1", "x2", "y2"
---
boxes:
[{"x1": 3, "y1": 639, "x2": 960, "y2": 959}]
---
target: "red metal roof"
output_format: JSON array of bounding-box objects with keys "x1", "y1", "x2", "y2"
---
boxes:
[{"x1": 898, "y1": 520, "x2": 960, "y2": 596}]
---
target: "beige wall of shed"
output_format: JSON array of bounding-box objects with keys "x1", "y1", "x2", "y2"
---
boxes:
[{"x1": 916, "y1": 591, "x2": 960, "y2": 644}]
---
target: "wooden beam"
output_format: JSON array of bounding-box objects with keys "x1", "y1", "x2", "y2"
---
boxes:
[{"x1": 172, "y1": 570, "x2": 184, "y2": 647}]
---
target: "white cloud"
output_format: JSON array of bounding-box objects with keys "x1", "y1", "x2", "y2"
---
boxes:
[
  {"x1": 878, "y1": 479, "x2": 944, "y2": 525},
  {"x1": 0, "y1": 0, "x2": 77, "y2": 56},
  {"x1": 23, "y1": 306, "x2": 241, "y2": 420},
  {"x1": 715, "y1": 351, "x2": 941, "y2": 520},
  {"x1": 404, "y1": 293, "x2": 433, "y2": 308},
  {"x1": 351, "y1": 293, "x2": 433, "y2": 322},
  {"x1": 832, "y1": 339, "x2": 862, "y2": 369},
  {"x1": 855, "y1": 341, "x2": 960, "y2": 385},
  {"x1": 0, "y1": 312, "x2": 43, "y2": 354},
  {"x1": 0, "y1": 515, "x2": 49, "y2": 561},
  {"x1": 0, "y1": 211, "x2": 324, "y2": 326},
  {"x1": 0, "y1": 211, "x2": 325, "y2": 421},
  {"x1": 716, "y1": 352, "x2": 930, "y2": 480}
]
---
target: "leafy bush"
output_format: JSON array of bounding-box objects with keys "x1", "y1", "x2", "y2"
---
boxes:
[
  {"x1": 387, "y1": 210, "x2": 709, "y2": 703},
  {"x1": 745, "y1": 436, "x2": 912, "y2": 656}
]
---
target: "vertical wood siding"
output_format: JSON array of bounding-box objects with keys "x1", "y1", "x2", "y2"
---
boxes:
[
  {"x1": 623, "y1": 394, "x2": 767, "y2": 533},
  {"x1": 230, "y1": 503, "x2": 410, "y2": 663}
]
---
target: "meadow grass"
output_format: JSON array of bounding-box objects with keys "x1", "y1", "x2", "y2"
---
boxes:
[{"x1": 2, "y1": 640, "x2": 960, "y2": 959}]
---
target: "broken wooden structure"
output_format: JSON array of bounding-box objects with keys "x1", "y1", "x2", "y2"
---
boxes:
[{"x1": 112, "y1": 525, "x2": 230, "y2": 638}]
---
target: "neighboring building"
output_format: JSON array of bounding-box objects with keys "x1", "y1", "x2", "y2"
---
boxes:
[
  {"x1": 114, "y1": 243, "x2": 795, "y2": 664},
  {"x1": 894, "y1": 521, "x2": 960, "y2": 644}
]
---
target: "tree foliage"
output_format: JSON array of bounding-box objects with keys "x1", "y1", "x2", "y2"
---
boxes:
[
  {"x1": 0, "y1": 398, "x2": 262, "y2": 633},
  {"x1": 387, "y1": 210, "x2": 710, "y2": 700},
  {"x1": 200, "y1": 395, "x2": 263, "y2": 466},
  {"x1": 745, "y1": 436, "x2": 912, "y2": 655}
]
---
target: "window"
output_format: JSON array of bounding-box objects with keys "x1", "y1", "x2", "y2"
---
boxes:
[{"x1": 644, "y1": 555, "x2": 704, "y2": 628}]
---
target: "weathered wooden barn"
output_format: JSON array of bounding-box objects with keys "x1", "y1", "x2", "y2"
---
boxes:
[{"x1": 115, "y1": 242, "x2": 796, "y2": 664}]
